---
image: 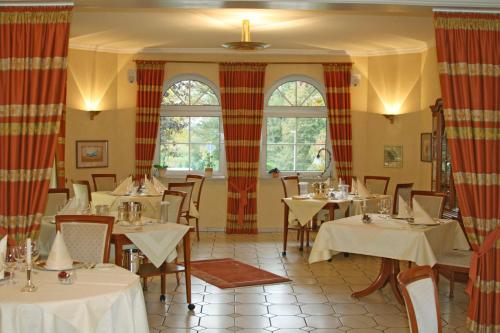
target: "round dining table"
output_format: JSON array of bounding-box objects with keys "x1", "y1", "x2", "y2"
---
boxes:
[{"x1": 0, "y1": 265, "x2": 148, "y2": 333}]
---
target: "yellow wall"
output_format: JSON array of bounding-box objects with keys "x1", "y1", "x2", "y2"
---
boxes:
[{"x1": 65, "y1": 48, "x2": 440, "y2": 230}]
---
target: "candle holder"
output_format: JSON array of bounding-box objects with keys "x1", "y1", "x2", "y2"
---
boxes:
[{"x1": 21, "y1": 265, "x2": 38, "y2": 292}]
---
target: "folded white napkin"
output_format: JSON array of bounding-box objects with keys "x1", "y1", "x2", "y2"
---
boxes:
[
  {"x1": 357, "y1": 179, "x2": 372, "y2": 198},
  {"x1": 46, "y1": 231, "x2": 73, "y2": 270},
  {"x1": 153, "y1": 177, "x2": 167, "y2": 194},
  {"x1": 112, "y1": 176, "x2": 132, "y2": 195},
  {"x1": 351, "y1": 178, "x2": 357, "y2": 194},
  {"x1": 143, "y1": 177, "x2": 159, "y2": 195},
  {"x1": 59, "y1": 198, "x2": 80, "y2": 215},
  {"x1": 0, "y1": 236, "x2": 6, "y2": 279},
  {"x1": 397, "y1": 195, "x2": 412, "y2": 218},
  {"x1": 412, "y1": 199, "x2": 437, "y2": 225}
]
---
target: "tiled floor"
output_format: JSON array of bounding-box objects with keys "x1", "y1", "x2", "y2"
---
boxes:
[{"x1": 145, "y1": 232, "x2": 469, "y2": 333}]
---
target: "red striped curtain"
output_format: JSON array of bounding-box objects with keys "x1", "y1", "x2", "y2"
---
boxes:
[
  {"x1": 0, "y1": 5, "x2": 73, "y2": 241},
  {"x1": 55, "y1": 107, "x2": 66, "y2": 187},
  {"x1": 220, "y1": 63, "x2": 266, "y2": 234},
  {"x1": 323, "y1": 63, "x2": 353, "y2": 187},
  {"x1": 135, "y1": 61, "x2": 166, "y2": 176},
  {"x1": 434, "y1": 12, "x2": 499, "y2": 332}
]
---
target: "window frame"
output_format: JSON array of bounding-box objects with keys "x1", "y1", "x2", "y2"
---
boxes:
[
  {"x1": 155, "y1": 74, "x2": 226, "y2": 177},
  {"x1": 261, "y1": 75, "x2": 332, "y2": 178}
]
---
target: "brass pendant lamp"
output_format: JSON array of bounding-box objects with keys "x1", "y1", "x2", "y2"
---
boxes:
[{"x1": 222, "y1": 19, "x2": 270, "y2": 50}]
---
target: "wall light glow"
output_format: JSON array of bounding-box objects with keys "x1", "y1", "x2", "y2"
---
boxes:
[{"x1": 383, "y1": 102, "x2": 402, "y2": 115}]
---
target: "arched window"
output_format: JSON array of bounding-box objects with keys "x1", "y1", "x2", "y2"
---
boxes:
[
  {"x1": 263, "y1": 76, "x2": 330, "y2": 176},
  {"x1": 157, "y1": 75, "x2": 223, "y2": 175}
]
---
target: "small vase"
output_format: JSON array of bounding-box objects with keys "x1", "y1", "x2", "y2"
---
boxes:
[
  {"x1": 159, "y1": 168, "x2": 167, "y2": 178},
  {"x1": 205, "y1": 167, "x2": 213, "y2": 177}
]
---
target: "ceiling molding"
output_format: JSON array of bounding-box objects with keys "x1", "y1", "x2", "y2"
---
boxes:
[{"x1": 68, "y1": 42, "x2": 433, "y2": 57}]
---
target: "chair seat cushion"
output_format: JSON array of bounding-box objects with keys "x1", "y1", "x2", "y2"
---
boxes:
[{"x1": 436, "y1": 250, "x2": 472, "y2": 268}]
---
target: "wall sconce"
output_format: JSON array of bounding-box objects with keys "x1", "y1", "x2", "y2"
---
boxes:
[
  {"x1": 89, "y1": 111, "x2": 101, "y2": 120},
  {"x1": 383, "y1": 114, "x2": 396, "y2": 124}
]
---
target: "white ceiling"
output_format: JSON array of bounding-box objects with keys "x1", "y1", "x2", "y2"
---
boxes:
[{"x1": 63, "y1": 0, "x2": 499, "y2": 56}]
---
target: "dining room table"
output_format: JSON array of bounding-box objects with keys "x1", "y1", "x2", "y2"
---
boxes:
[
  {"x1": 281, "y1": 194, "x2": 391, "y2": 255},
  {"x1": 308, "y1": 214, "x2": 470, "y2": 304},
  {"x1": 0, "y1": 264, "x2": 148, "y2": 333}
]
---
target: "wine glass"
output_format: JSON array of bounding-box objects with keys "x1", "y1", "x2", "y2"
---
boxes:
[
  {"x1": 4, "y1": 248, "x2": 17, "y2": 284},
  {"x1": 14, "y1": 243, "x2": 26, "y2": 271},
  {"x1": 378, "y1": 200, "x2": 386, "y2": 217},
  {"x1": 29, "y1": 240, "x2": 40, "y2": 263}
]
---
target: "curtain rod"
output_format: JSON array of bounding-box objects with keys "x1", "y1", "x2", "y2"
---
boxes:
[
  {"x1": 134, "y1": 60, "x2": 354, "y2": 65},
  {"x1": 0, "y1": 2, "x2": 73, "y2": 6},
  {"x1": 433, "y1": 8, "x2": 500, "y2": 14}
]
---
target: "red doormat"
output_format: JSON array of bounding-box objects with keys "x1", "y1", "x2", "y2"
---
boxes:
[{"x1": 190, "y1": 258, "x2": 291, "y2": 289}]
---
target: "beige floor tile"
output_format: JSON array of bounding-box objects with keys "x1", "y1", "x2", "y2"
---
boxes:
[
  {"x1": 363, "y1": 303, "x2": 401, "y2": 315},
  {"x1": 148, "y1": 315, "x2": 165, "y2": 327},
  {"x1": 340, "y1": 315, "x2": 377, "y2": 328},
  {"x1": 305, "y1": 315, "x2": 342, "y2": 329},
  {"x1": 266, "y1": 293, "x2": 298, "y2": 304},
  {"x1": 268, "y1": 305, "x2": 301, "y2": 315},
  {"x1": 270, "y1": 316, "x2": 307, "y2": 329},
  {"x1": 204, "y1": 294, "x2": 235, "y2": 304},
  {"x1": 296, "y1": 293, "x2": 329, "y2": 304},
  {"x1": 333, "y1": 304, "x2": 368, "y2": 315},
  {"x1": 235, "y1": 293, "x2": 266, "y2": 303},
  {"x1": 373, "y1": 315, "x2": 409, "y2": 328},
  {"x1": 235, "y1": 304, "x2": 268, "y2": 316},
  {"x1": 201, "y1": 304, "x2": 234, "y2": 315},
  {"x1": 198, "y1": 315, "x2": 234, "y2": 329},
  {"x1": 235, "y1": 315, "x2": 271, "y2": 328},
  {"x1": 300, "y1": 304, "x2": 335, "y2": 315},
  {"x1": 162, "y1": 314, "x2": 199, "y2": 328}
]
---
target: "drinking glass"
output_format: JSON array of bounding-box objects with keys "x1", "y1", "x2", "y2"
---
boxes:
[
  {"x1": 14, "y1": 243, "x2": 26, "y2": 271},
  {"x1": 5, "y1": 248, "x2": 17, "y2": 284},
  {"x1": 29, "y1": 240, "x2": 40, "y2": 263}
]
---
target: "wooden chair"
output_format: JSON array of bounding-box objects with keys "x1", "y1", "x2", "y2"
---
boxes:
[
  {"x1": 364, "y1": 176, "x2": 390, "y2": 195},
  {"x1": 397, "y1": 265, "x2": 442, "y2": 333},
  {"x1": 167, "y1": 182, "x2": 195, "y2": 225},
  {"x1": 71, "y1": 180, "x2": 92, "y2": 206},
  {"x1": 44, "y1": 188, "x2": 70, "y2": 216},
  {"x1": 55, "y1": 215, "x2": 114, "y2": 264},
  {"x1": 185, "y1": 174, "x2": 205, "y2": 241},
  {"x1": 434, "y1": 250, "x2": 472, "y2": 297},
  {"x1": 139, "y1": 190, "x2": 186, "y2": 300},
  {"x1": 91, "y1": 173, "x2": 117, "y2": 192},
  {"x1": 410, "y1": 190, "x2": 446, "y2": 219},
  {"x1": 392, "y1": 183, "x2": 414, "y2": 215},
  {"x1": 281, "y1": 176, "x2": 311, "y2": 251}
]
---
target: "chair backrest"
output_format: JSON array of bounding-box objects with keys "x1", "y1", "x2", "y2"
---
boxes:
[
  {"x1": 167, "y1": 182, "x2": 194, "y2": 213},
  {"x1": 55, "y1": 215, "x2": 114, "y2": 264},
  {"x1": 162, "y1": 190, "x2": 187, "y2": 223},
  {"x1": 281, "y1": 176, "x2": 300, "y2": 197},
  {"x1": 185, "y1": 174, "x2": 205, "y2": 209},
  {"x1": 393, "y1": 183, "x2": 414, "y2": 214},
  {"x1": 397, "y1": 265, "x2": 442, "y2": 333},
  {"x1": 410, "y1": 190, "x2": 446, "y2": 219},
  {"x1": 364, "y1": 176, "x2": 390, "y2": 195},
  {"x1": 72, "y1": 180, "x2": 92, "y2": 206},
  {"x1": 91, "y1": 173, "x2": 117, "y2": 192},
  {"x1": 44, "y1": 188, "x2": 70, "y2": 216}
]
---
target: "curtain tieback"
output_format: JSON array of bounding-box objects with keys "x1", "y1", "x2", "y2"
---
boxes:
[
  {"x1": 229, "y1": 181, "x2": 256, "y2": 225},
  {"x1": 466, "y1": 227, "x2": 500, "y2": 296}
]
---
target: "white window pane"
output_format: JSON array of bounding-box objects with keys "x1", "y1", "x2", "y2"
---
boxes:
[
  {"x1": 190, "y1": 117, "x2": 219, "y2": 143},
  {"x1": 303, "y1": 90, "x2": 326, "y2": 106},
  {"x1": 190, "y1": 143, "x2": 220, "y2": 171},
  {"x1": 267, "y1": 144, "x2": 294, "y2": 171},
  {"x1": 296, "y1": 144, "x2": 325, "y2": 171},
  {"x1": 267, "y1": 117, "x2": 296, "y2": 144},
  {"x1": 267, "y1": 80, "x2": 325, "y2": 107},
  {"x1": 163, "y1": 79, "x2": 219, "y2": 106},
  {"x1": 160, "y1": 117, "x2": 189, "y2": 143},
  {"x1": 161, "y1": 143, "x2": 189, "y2": 170},
  {"x1": 297, "y1": 118, "x2": 327, "y2": 144}
]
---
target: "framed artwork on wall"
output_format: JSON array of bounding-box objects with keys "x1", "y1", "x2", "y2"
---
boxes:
[
  {"x1": 420, "y1": 133, "x2": 432, "y2": 162},
  {"x1": 384, "y1": 145, "x2": 403, "y2": 168},
  {"x1": 76, "y1": 140, "x2": 108, "y2": 168}
]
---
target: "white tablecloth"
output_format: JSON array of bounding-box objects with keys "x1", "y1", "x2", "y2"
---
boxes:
[
  {"x1": 284, "y1": 194, "x2": 390, "y2": 226},
  {"x1": 309, "y1": 215, "x2": 470, "y2": 266},
  {"x1": 0, "y1": 266, "x2": 148, "y2": 333},
  {"x1": 39, "y1": 217, "x2": 190, "y2": 268},
  {"x1": 116, "y1": 222, "x2": 190, "y2": 268},
  {"x1": 92, "y1": 191, "x2": 199, "y2": 219}
]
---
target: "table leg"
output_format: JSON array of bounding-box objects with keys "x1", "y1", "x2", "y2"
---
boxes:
[
  {"x1": 183, "y1": 231, "x2": 195, "y2": 310},
  {"x1": 328, "y1": 204, "x2": 335, "y2": 221},
  {"x1": 351, "y1": 258, "x2": 403, "y2": 304},
  {"x1": 115, "y1": 240, "x2": 123, "y2": 267},
  {"x1": 282, "y1": 204, "x2": 289, "y2": 256}
]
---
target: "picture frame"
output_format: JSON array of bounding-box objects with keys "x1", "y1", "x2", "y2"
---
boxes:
[
  {"x1": 420, "y1": 133, "x2": 432, "y2": 162},
  {"x1": 76, "y1": 140, "x2": 108, "y2": 168},
  {"x1": 384, "y1": 145, "x2": 403, "y2": 168}
]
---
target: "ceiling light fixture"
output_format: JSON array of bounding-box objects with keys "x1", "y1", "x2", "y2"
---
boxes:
[{"x1": 222, "y1": 19, "x2": 270, "y2": 51}]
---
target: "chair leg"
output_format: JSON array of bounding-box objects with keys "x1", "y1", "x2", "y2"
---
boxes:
[
  {"x1": 195, "y1": 217, "x2": 200, "y2": 241},
  {"x1": 449, "y1": 271, "x2": 455, "y2": 298},
  {"x1": 160, "y1": 275, "x2": 166, "y2": 302},
  {"x1": 299, "y1": 227, "x2": 304, "y2": 251},
  {"x1": 297, "y1": 229, "x2": 300, "y2": 240},
  {"x1": 306, "y1": 227, "x2": 310, "y2": 248},
  {"x1": 175, "y1": 258, "x2": 181, "y2": 285},
  {"x1": 142, "y1": 277, "x2": 148, "y2": 291}
]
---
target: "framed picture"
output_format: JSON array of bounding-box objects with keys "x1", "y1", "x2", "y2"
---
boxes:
[
  {"x1": 420, "y1": 133, "x2": 433, "y2": 162},
  {"x1": 384, "y1": 145, "x2": 403, "y2": 168},
  {"x1": 76, "y1": 140, "x2": 108, "y2": 168}
]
